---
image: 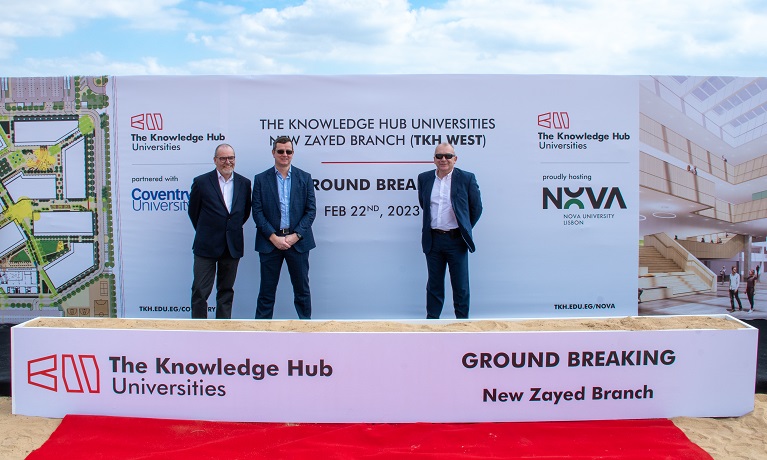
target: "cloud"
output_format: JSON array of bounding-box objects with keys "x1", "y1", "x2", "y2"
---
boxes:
[
  {"x1": 0, "y1": 0, "x2": 191, "y2": 38},
  {"x1": 12, "y1": 53, "x2": 188, "y2": 76},
  {"x1": 194, "y1": 1, "x2": 245, "y2": 17},
  {"x1": 183, "y1": 0, "x2": 767, "y2": 75},
  {"x1": 185, "y1": 56, "x2": 300, "y2": 74},
  {"x1": 3, "y1": 0, "x2": 767, "y2": 76}
]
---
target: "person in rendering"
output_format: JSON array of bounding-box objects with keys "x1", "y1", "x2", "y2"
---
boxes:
[
  {"x1": 746, "y1": 269, "x2": 757, "y2": 312},
  {"x1": 252, "y1": 135, "x2": 316, "y2": 319},
  {"x1": 417, "y1": 142, "x2": 482, "y2": 319},
  {"x1": 729, "y1": 266, "x2": 743, "y2": 312},
  {"x1": 720, "y1": 266, "x2": 726, "y2": 286},
  {"x1": 188, "y1": 143, "x2": 252, "y2": 319}
]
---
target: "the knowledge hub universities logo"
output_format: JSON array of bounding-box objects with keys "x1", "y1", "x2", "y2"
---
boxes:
[
  {"x1": 538, "y1": 111, "x2": 570, "y2": 129},
  {"x1": 28, "y1": 354, "x2": 100, "y2": 393},
  {"x1": 130, "y1": 113, "x2": 225, "y2": 151},
  {"x1": 131, "y1": 113, "x2": 163, "y2": 130},
  {"x1": 536, "y1": 111, "x2": 631, "y2": 151}
]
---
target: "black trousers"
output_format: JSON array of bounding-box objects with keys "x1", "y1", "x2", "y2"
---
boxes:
[
  {"x1": 729, "y1": 288, "x2": 743, "y2": 310},
  {"x1": 425, "y1": 231, "x2": 470, "y2": 319},
  {"x1": 256, "y1": 247, "x2": 311, "y2": 319},
  {"x1": 191, "y1": 252, "x2": 240, "y2": 319}
]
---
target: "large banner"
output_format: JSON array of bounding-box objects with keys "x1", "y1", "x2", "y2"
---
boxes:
[{"x1": 113, "y1": 75, "x2": 639, "y2": 319}]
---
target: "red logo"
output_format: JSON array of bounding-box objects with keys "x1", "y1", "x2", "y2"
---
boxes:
[
  {"x1": 28, "y1": 354, "x2": 100, "y2": 393},
  {"x1": 538, "y1": 112, "x2": 570, "y2": 129},
  {"x1": 131, "y1": 113, "x2": 163, "y2": 130}
]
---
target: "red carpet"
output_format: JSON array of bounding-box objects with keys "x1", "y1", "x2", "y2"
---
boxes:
[{"x1": 27, "y1": 415, "x2": 712, "y2": 459}]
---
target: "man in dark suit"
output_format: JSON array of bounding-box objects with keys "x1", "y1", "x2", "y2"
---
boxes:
[
  {"x1": 188, "y1": 143, "x2": 252, "y2": 319},
  {"x1": 417, "y1": 143, "x2": 482, "y2": 319},
  {"x1": 252, "y1": 135, "x2": 316, "y2": 319}
]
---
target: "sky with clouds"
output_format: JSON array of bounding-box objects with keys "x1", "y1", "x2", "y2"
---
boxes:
[{"x1": 1, "y1": 0, "x2": 767, "y2": 76}]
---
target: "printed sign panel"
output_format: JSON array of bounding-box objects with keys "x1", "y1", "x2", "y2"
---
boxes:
[
  {"x1": 113, "y1": 75, "x2": 639, "y2": 319},
  {"x1": 12, "y1": 318, "x2": 757, "y2": 422}
]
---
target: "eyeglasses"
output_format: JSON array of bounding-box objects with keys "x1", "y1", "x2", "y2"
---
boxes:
[
  {"x1": 434, "y1": 153, "x2": 455, "y2": 160},
  {"x1": 275, "y1": 149, "x2": 294, "y2": 156},
  {"x1": 216, "y1": 156, "x2": 235, "y2": 163}
]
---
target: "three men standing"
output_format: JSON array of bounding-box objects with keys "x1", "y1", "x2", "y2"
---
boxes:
[
  {"x1": 188, "y1": 144, "x2": 252, "y2": 319},
  {"x1": 417, "y1": 143, "x2": 483, "y2": 319},
  {"x1": 190, "y1": 139, "x2": 481, "y2": 320},
  {"x1": 251, "y1": 136, "x2": 317, "y2": 319}
]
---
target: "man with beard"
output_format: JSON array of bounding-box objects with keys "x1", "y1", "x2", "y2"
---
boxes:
[{"x1": 188, "y1": 143, "x2": 252, "y2": 319}]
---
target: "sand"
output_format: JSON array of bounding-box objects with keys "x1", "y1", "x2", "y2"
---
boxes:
[
  {"x1": 674, "y1": 394, "x2": 767, "y2": 459},
  {"x1": 25, "y1": 315, "x2": 748, "y2": 332},
  {"x1": 4, "y1": 316, "x2": 764, "y2": 459},
  {"x1": 0, "y1": 397, "x2": 60, "y2": 459}
]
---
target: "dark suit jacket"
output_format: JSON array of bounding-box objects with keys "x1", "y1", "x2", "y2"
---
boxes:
[
  {"x1": 252, "y1": 166, "x2": 316, "y2": 253},
  {"x1": 188, "y1": 170, "x2": 252, "y2": 259},
  {"x1": 417, "y1": 167, "x2": 482, "y2": 253}
]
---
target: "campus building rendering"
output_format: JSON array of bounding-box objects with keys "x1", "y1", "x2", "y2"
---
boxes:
[
  {"x1": 639, "y1": 76, "x2": 767, "y2": 310},
  {"x1": 0, "y1": 77, "x2": 114, "y2": 322}
]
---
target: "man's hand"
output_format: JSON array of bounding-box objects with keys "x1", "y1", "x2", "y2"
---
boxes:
[
  {"x1": 285, "y1": 233, "x2": 301, "y2": 246},
  {"x1": 269, "y1": 234, "x2": 292, "y2": 250}
]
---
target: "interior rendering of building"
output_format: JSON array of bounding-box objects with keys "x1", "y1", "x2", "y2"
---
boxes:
[{"x1": 639, "y1": 76, "x2": 767, "y2": 315}]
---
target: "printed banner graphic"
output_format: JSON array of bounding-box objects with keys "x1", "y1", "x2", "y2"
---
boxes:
[{"x1": 114, "y1": 75, "x2": 639, "y2": 319}]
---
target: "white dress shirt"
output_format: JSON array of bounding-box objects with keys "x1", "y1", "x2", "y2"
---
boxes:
[
  {"x1": 429, "y1": 170, "x2": 458, "y2": 230},
  {"x1": 217, "y1": 171, "x2": 234, "y2": 213}
]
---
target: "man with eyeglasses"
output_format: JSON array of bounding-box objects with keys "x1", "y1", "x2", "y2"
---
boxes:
[
  {"x1": 188, "y1": 143, "x2": 252, "y2": 319},
  {"x1": 417, "y1": 142, "x2": 482, "y2": 319},
  {"x1": 251, "y1": 135, "x2": 316, "y2": 319}
]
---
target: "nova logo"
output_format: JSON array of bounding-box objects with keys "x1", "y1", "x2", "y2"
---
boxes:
[
  {"x1": 538, "y1": 112, "x2": 570, "y2": 129},
  {"x1": 543, "y1": 187, "x2": 627, "y2": 209},
  {"x1": 27, "y1": 354, "x2": 100, "y2": 393},
  {"x1": 131, "y1": 113, "x2": 164, "y2": 130}
]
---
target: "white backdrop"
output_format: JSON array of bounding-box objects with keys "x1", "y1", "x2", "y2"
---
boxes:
[{"x1": 113, "y1": 75, "x2": 639, "y2": 319}]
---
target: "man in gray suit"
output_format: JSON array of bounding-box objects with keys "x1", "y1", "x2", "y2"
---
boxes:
[
  {"x1": 252, "y1": 135, "x2": 316, "y2": 319},
  {"x1": 188, "y1": 143, "x2": 252, "y2": 319}
]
